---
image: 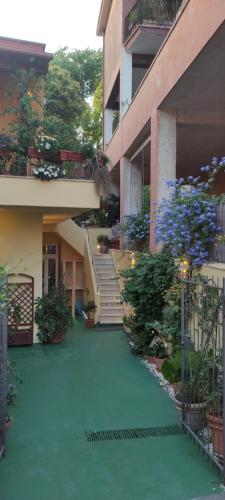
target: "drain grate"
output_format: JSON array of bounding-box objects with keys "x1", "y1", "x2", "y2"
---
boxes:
[{"x1": 86, "y1": 424, "x2": 183, "y2": 442}]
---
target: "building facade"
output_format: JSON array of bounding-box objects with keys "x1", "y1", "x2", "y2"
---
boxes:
[
  {"x1": 0, "y1": 36, "x2": 100, "y2": 343},
  {"x1": 97, "y1": 0, "x2": 225, "y2": 250}
]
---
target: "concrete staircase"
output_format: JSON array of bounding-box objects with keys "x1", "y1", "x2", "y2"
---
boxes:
[{"x1": 94, "y1": 254, "x2": 124, "y2": 325}]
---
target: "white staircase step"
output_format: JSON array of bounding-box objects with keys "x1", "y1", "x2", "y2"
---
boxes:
[
  {"x1": 94, "y1": 253, "x2": 124, "y2": 324},
  {"x1": 94, "y1": 253, "x2": 113, "y2": 262},
  {"x1": 101, "y1": 304, "x2": 124, "y2": 311},
  {"x1": 95, "y1": 261, "x2": 114, "y2": 265},
  {"x1": 99, "y1": 317, "x2": 123, "y2": 324},
  {"x1": 98, "y1": 280, "x2": 118, "y2": 286}
]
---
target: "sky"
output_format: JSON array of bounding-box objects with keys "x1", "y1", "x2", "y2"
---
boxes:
[{"x1": 1, "y1": 0, "x2": 103, "y2": 53}]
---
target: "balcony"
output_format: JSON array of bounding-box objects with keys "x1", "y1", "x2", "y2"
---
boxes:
[
  {"x1": 0, "y1": 152, "x2": 100, "y2": 222},
  {"x1": 125, "y1": 0, "x2": 183, "y2": 53},
  {"x1": 0, "y1": 175, "x2": 99, "y2": 223}
]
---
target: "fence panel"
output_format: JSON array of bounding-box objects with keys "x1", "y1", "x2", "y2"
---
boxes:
[
  {"x1": 0, "y1": 298, "x2": 7, "y2": 458},
  {"x1": 181, "y1": 276, "x2": 225, "y2": 475}
]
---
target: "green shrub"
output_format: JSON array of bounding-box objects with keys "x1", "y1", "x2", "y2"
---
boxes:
[
  {"x1": 121, "y1": 251, "x2": 177, "y2": 355},
  {"x1": 35, "y1": 285, "x2": 72, "y2": 343},
  {"x1": 121, "y1": 251, "x2": 177, "y2": 331},
  {"x1": 161, "y1": 352, "x2": 181, "y2": 383}
]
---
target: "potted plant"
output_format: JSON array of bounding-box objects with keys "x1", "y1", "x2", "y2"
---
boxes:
[
  {"x1": 97, "y1": 234, "x2": 111, "y2": 253},
  {"x1": 147, "y1": 339, "x2": 167, "y2": 371},
  {"x1": 35, "y1": 285, "x2": 72, "y2": 344},
  {"x1": 173, "y1": 351, "x2": 207, "y2": 431},
  {"x1": 206, "y1": 368, "x2": 223, "y2": 458},
  {"x1": 161, "y1": 351, "x2": 181, "y2": 395},
  {"x1": 83, "y1": 301, "x2": 97, "y2": 328}
]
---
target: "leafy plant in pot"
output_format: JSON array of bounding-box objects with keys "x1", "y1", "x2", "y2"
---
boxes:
[
  {"x1": 35, "y1": 285, "x2": 72, "y2": 344},
  {"x1": 83, "y1": 301, "x2": 97, "y2": 328},
  {"x1": 146, "y1": 337, "x2": 167, "y2": 372},
  {"x1": 173, "y1": 351, "x2": 206, "y2": 431},
  {"x1": 97, "y1": 234, "x2": 111, "y2": 254}
]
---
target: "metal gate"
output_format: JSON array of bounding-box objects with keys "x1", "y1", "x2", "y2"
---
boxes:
[
  {"x1": 8, "y1": 274, "x2": 34, "y2": 346},
  {"x1": 181, "y1": 276, "x2": 225, "y2": 475},
  {"x1": 0, "y1": 278, "x2": 7, "y2": 459}
]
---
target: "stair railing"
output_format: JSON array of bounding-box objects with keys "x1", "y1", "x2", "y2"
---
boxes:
[{"x1": 86, "y1": 228, "x2": 99, "y2": 294}]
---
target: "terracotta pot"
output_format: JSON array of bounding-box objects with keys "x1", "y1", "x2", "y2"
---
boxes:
[
  {"x1": 85, "y1": 319, "x2": 95, "y2": 328},
  {"x1": 175, "y1": 398, "x2": 206, "y2": 431},
  {"x1": 47, "y1": 332, "x2": 64, "y2": 344},
  {"x1": 147, "y1": 356, "x2": 166, "y2": 371},
  {"x1": 207, "y1": 413, "x2": 223, "y2": 458}
]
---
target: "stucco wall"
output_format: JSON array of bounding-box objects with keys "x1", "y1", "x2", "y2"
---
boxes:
[
  {"x1": 199, "y1": 263, "x2": 225, "y2": 287},
  {"x1": 0, "y1": 210, "x2": 42, "y2": 342},
  {"x1": 104, "y1": 0, "x2": 123, "y2": 105}
]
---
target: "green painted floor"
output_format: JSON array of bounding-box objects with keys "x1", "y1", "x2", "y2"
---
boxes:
[{"x1": 0, "y1": 322, "x2": 223, "y2": 500}]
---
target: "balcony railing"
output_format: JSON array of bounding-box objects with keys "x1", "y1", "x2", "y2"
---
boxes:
[
  {"x1": 125, "y1": 0, "x2": 183, "y2": 41},
  {"x1": 0, "y1": 148, "x2": 97, "y2": 181}
]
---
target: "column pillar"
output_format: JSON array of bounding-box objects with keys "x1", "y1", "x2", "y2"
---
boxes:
[
  {"x1": 150, "y1": 109, "x2": 177, "y2": 252},
  {"x1": 120, "y1": 157, "x2": 143, "y2": 249},
  {"x1": 104, "y1": 108, "x2": 114, "y2": 147},
  {"x1": 120, "y1": 48, "x2": 132, "y2": 118}
]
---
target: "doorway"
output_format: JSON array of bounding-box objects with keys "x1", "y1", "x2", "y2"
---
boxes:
[{"x1": 42, "y1": 244, "x2": 58, "y2": 294}]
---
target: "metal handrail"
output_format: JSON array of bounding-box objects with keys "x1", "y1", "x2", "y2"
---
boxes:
[{"x1": 86, "y1": 228, "x2": 99, "y2": 294}]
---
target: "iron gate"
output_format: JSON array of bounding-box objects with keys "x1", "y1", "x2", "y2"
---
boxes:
[
  {"x1": 0, "y1": 277, "x2": 7, "y2": 459},
  {"x1": 8, "y1": 274, "x2": 34, "y2": 346},
  {"x1": 181, "y1": 276, "x2": 225, "y2": 474}
]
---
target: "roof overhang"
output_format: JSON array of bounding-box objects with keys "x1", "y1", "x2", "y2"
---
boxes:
[
  {"x1": 0, "y1": 36, "x2": 52, "y2": 74},
  {"x1": 97, "y1": 0, "x2": 112, "y2": 36}
]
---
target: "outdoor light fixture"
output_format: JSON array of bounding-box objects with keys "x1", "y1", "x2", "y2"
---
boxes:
[
  {"x1": 179, "y1": 259, "x2": 189, "y2": 277},
  {"x1": 130, "y1": 252, "x2": 136, "y2": 268}
]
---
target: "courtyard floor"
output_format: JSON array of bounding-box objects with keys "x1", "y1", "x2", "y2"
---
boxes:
[{"x1": 0, "y1": 322, "x2": 223, "y2": 499}]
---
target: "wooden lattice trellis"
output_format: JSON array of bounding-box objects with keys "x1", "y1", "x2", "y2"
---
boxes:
[{"x1": 8, "y1": 274, "x2": 34, "y2": 346}]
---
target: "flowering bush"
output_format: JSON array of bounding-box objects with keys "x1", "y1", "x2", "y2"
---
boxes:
[
  {"x1": 32, "y1": 163, "x2": 66, "y2": 181},
  {"x1": 155, "y1": 158, "x2": 225, "y2": 266},
  {"x1": 120, "y1": 213, "x2": 151, "y2": 251},
  {"x1": 36, "y1": 135, "x2": 59, "y2": 153}
]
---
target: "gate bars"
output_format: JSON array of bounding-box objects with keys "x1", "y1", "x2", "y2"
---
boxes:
[
  {"x1": 181, "y1": 276, "x2": 225, "y2": 476},
  {"x1": 0, "y1": 275, "x2": 7, "y2": 459}
]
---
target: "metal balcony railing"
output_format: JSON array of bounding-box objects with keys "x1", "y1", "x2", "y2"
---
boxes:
[{"x1": 125, "y1": 0, "x2": 183, "y2": 41}]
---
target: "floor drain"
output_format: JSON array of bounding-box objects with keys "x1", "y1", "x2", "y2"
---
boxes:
[{"x1": 86, "y1": 424, "x2": 183, "y2": 442}]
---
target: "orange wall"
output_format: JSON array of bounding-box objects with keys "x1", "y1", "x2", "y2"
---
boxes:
[
  {"x1": 0, "y1": 71, "x2": 44, "y2": 134},
  {"x1": 43, "y1": 232, "x2": 83, "y2": 263},
  {"x1": 0, "y1": 73, "x2": 17, "y2": 131},
  {"x1": 104, "y1": 0, "x2": 123, "y2": 105}
]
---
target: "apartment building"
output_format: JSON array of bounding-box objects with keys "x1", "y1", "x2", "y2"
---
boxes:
[{"x1": 97, "y1": 0, "x2": 225, "y2": 250}]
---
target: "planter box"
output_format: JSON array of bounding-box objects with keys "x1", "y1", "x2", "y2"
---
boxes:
[
  {"x1": 28, "y1": 147, "x2": 60, "y2": 163},
  {"x1": 59, "y1": 150, "x2": 85, "y2": 162}
]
